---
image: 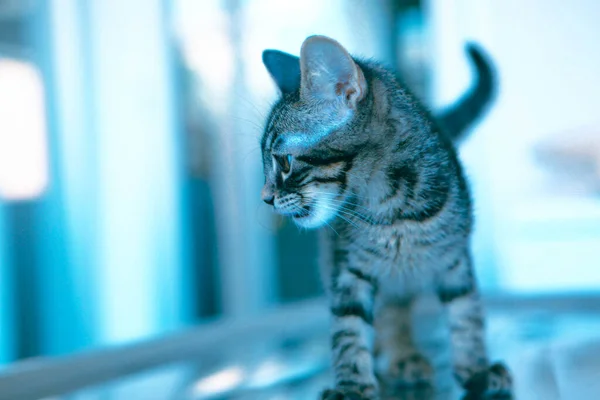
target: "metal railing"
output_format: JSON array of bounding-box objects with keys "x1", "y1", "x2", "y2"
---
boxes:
[
  {"x1": 0, "y1": 299, "x2": 328, "y2": 400},
  {"x1": 2, "y1": 293, "x2": 600, "y2": 400}
]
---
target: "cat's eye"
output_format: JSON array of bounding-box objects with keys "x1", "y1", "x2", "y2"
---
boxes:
[{"x1": 274, "y1": 154, "x2": 293, "y2": 175}]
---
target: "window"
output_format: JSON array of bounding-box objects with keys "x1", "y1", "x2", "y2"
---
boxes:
[{"x1": 0, "y1": 59, "x2": 49, "y2": 200}]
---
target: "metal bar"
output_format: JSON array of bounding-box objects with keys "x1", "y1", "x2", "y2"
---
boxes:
[
  {"x1": 2, "y1": 294, "x2": 600, "y2": 399},
  {"x1": 0, "y1": 299, "x2": 327, "y2": 400}
]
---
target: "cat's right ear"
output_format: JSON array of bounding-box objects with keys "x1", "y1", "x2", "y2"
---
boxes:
[
  {"x1": 262, "y1": 50, "x2": 301, "y2": 95},
  {"x1": 299, "y1": 35, "x2": 366, "y2": 109}
]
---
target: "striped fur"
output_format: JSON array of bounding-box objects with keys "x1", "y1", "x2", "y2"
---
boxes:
[{"x1": 260, "y1": 36, "x2": 512, "y2": 399}]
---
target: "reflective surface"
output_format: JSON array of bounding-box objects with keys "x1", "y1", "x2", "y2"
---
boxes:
[
  {"x1": 11, "y1": 296, "x2": 599, "y2": 400},
  {"x1": 176, "y1": 297, "x2": 600, "y2": 400}
]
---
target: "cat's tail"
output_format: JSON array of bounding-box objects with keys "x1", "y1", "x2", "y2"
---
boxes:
[{"x1": 437, "y1": 43, "x2": 496, "y2": 144}]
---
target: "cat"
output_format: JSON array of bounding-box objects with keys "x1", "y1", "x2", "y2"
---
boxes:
[{"x1": 260, "y1": 35, "x2": 512, "y2": 399}]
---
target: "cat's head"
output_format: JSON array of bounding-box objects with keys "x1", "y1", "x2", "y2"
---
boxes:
[{"x1": 260, "y1": 35, "x2": 368, "y2": 229}]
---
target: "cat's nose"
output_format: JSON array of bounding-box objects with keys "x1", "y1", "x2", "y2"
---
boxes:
[
  {"x1": 261, "y1": 185, "x2": 275, "y2": 205},
  {"x1": 262, "y1": 193, "x2": 274, "y2": 205}
]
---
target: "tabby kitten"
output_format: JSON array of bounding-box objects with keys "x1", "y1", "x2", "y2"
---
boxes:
[{"x1": 260, "y1": 35, "x2": 512, "y2": 399}]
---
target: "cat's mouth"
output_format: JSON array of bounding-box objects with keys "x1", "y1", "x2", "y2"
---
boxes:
[
  {"x1": 287, "y1": 197, "x2": 339, "y2": 229},
  {"x1": 291, "y1": 205, "x2": 311, "y2": 219}
]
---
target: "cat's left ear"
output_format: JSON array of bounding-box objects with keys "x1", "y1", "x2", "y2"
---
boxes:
[
  {"x1": 262, "y1": 50, "x2": 301, "y2": 95},
  {"x1": 299, "y1": 35, "x2": 366, "y2": 109}
]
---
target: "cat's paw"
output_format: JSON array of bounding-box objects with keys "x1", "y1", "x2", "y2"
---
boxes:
[
  {"x1": 320, "y1": 385, "x2": 378, "y2": 400},
  {"x1": 461, "y1": 362, "x2": 513, "y2": 399},
  {"x1": 380, "y1": 353, "x2": 434, "y2": 388}
]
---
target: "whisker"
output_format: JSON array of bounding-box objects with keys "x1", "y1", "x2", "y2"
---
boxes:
[
  {"x1": 321, "y1": 217, "x2": 340, "y2": 236},
  {"x1": 302, "y1": 194, "x2": 372, "y2": 223},
  {"x1": 303, "y1": 199, "x2": 373, "y2": 224},
  {"x1": 323, "y1": 198, "x2": 373, "y2": 214},
  {"x1": 234, "y1": 94, "x2": 269, "y2": 121},
  {"x1": 332, "y1": 210, "x2": 361, "y2": 229},
  {"x1": 289, "y1": 204, "x2": 309, "y2": 234},
  {"x1": 303, "y1": 188, "x2": 373, "y2": 202},
  {"x1": 254, "y1": 202, "x2": 277, "y2": 232},
  {"x1": 231, "y1": 116, "x2": 265, "y2": 132},
  {"x1": 301, "y1": 190, "x2": 374, "y2": 213},
  {"x1": 310, "y1": 202, "x2": 363, "y2": 229},
  {"x1": 295, "y1": 203, "x2": 339, "y2": 236}
]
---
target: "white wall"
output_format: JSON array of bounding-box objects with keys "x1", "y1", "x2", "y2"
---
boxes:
[
  {"x1": 428, "y1": 0, "x2": 600, "y2": 292},
  {"x1": 51, "y1": 0, "x2": 190, "y2": 345}
]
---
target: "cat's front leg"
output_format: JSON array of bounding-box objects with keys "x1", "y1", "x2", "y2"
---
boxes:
[
  {"x1": 321, "y1": 266, "x2": 379, "y2": 400},
  {"x1": 438, "y1": 252, "x2": 513, "y2": 398},
  {"x1": 445, "y1": 290, "x2": 513, "y2": 398},
  {"x1": 440, "y1": 285, "x2": 512, "y2": 397}
]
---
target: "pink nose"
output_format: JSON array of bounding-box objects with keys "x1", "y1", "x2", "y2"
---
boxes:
[{"x1": 261, "y1": 185, "x2": 275, "y2": 205}]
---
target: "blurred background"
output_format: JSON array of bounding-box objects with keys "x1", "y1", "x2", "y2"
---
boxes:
[{"x1": 1, "y1": 0, "x2": 600, "y2": 398}]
